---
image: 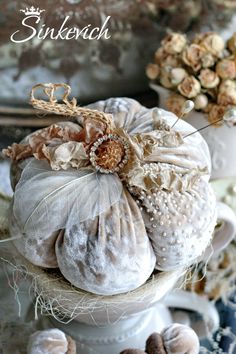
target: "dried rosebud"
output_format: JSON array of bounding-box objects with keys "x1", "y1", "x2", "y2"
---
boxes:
[
  {"x1": 178, "y1": 75, "x2": 201, "y2": 98},
  {"x1": 217, "y1": 90, "x2": 236, "y2": 106},
  {"x1": 216, "y1": 59, "x2": 236, "y2": 80},
  {"x1": 219, "y1": 79, "x2": 236, "y2": 92},
  {"x1": 208, "y1": 104, "x2": 226, "y2": 125},
  {"x1": 206, "y1": 88, "x2": 218, "y2": 102},
  {"x1": 227, "y1": 32, "x2": 236, "y2": 53},
  {"x1": 218, "y1": 79, "x2": 236, "y2": 105},
  {"x1": 146, "y1": 63, "x2": 160, "y2": 80},
  {"x1": 194, "y1": 94, "x2": 208, "y2": 110},
  {"x1": 201, "y1": 52, "x2": 216, "y2": 68},
  {"x1": 170, "y1": 68, "x2": 188, "y2": 85},
  {"x1": 204, "y1": 103, "x2": 213, "y2": 113},
  {"x1": 198, "y1": 69, "x2": 220, "y2": 88},
  {"x1": 160, "y1": 69, "x2": 174, "y2": 89},
  {"x1": 163, "y1": 55, "x2": 180, "y2": 68},
  {"x1": 214, "y1": 0, "x2": 236, "y2": 9},
  {"x1": 166, "y1": 93, "x2": 187, "y2": 116},
  {"x1": 146, "y1": 332, "x2": 166, "y2": 354},
  {"x1": 161, "y1": 32, "x2": 187, "y2": 55},
  {"x1": 194, "y1": 32, "x2": 224, "y2": 57},
  {"x1": 120, "y1": 350, "x2": 146, "y2": 354},
  {"x1": 154, "y1": 48, "x2": 180, "y2": 68},
  {"x1": 182, "y1": 44, "x2": 205, "y2": 72},
  {"x1": 154, "y1": 47, "x2": 166, "y2": 64}
]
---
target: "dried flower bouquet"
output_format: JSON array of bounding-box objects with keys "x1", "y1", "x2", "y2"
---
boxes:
[{"x1": 147, "y1": 32, "x2": 236, "y2": 126}]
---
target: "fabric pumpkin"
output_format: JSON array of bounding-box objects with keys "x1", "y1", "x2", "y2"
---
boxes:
[
  {"x1": 4, "y1": 84, "x2": 217, "y2": 295},
  {"x1": 27, "y1": 328, "x2": 76, "y2": 354}
]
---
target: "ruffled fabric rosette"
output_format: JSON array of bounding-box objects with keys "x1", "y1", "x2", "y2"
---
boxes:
[{"x1": 3, "y1": 83, "x2": 217, "y2": 295}]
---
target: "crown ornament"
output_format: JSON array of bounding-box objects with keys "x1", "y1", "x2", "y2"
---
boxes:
[{"x1": 20, "y1": 6, "x2": 45, "y2": 16}]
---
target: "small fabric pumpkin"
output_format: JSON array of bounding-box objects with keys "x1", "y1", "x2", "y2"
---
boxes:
[
  {"x1": 120, "y1": 324, "x2": 199, "y2": 354},
  {"x1": 4, "y1": 83, "x2": 217, "y2": 295},
  {"x1": 27, "y1": 328, "x2": 76, "y2": 354}
]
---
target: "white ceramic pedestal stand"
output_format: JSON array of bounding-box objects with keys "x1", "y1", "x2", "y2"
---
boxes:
[
  {"x1": 37, "y1": 285, "x2": 220, "y2": 354},
  {"x1": 40, "y1": 303, "x2": 172, "y2": 354}
]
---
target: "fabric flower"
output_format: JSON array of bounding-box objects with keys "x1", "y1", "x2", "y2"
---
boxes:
[
  {"x1": 198, "y1": 69, "x2": 220, "y2": 88},
  {"x1": 3, "y1": 143, "x2": 32, "y2": 161},
  {"x1": 161, "y1": 32, "x2": 187, "y2": 54},
  {"x1": 42, "y1": 141, "x2": 89, "y2": 170},
  {"x1": 178, "y1": 76, "x2": 201, "y2": 98},
  {"x1": 216, "y1": 59, "x2": 236, "y2": 79}
]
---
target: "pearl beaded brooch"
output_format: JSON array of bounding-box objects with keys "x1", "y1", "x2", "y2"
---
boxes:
[{"x1": 89, "y1": 134, "x2": 130, "y2": 174}]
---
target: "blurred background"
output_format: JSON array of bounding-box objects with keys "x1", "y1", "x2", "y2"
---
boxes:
[
  {"x1": 1, "y1": 0, "x2": 236, "y2": 144},
  {"x1": 1, "y1": 0, "x2": 236, "y2": 104}
]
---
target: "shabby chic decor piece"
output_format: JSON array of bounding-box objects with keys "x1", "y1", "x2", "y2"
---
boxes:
[
  {"x1": 3, "y1": 83, "x2": 236, "y2": 296},
  {"x1": 2, "y1": 86, "x2": 236, "y2": 353}
]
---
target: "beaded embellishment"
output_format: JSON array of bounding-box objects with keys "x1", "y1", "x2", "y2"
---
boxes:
[{"x1": 89, "y1": 134, "x2": 130, "y2": 173}]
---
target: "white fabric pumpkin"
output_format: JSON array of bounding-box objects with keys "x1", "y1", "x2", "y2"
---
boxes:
[
  {"x1": 27, "y1": 329, "x2": 75, "y2": 354},
  {"x1": 9, "y1": 97, "x2": 216, "y2": 295}
]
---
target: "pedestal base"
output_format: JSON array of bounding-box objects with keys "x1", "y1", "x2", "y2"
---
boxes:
[{"x1": 40, "y1": 304, "x2": 173, "y2": 354}]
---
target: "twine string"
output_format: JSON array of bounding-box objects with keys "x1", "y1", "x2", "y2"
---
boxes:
[{"x1": 30, "y1": 83, "x2": 114, "y2": 129}]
